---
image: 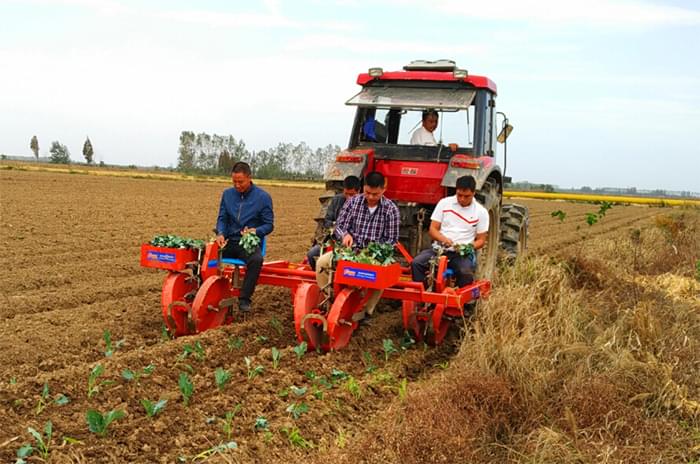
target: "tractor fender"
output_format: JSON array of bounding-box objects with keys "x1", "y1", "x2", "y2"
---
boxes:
[
  {"x1": 440, "y1": 156, "x2": 502, "y2": 192},
  {"x1": 324, "y1": 148, "x2": 375, "y2": 182}
]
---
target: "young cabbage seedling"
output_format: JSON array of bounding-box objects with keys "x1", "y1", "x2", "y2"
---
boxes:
[
  {"x1": 271, "y1": 347, "x2": 282, "y2": 369},
  {"x1": 27, "y1": 420, "x2": 53, "y2": 460},
  {"x1": 86, "y1": 409, "x2": 125, "y2": 437},
  {"x1": 141, "y1": 399, "x2": 167, "y2": 418},
  {"x1": 215, "y1": 368, "x2": 231, "y2": 391},
  {"x1": 103, "y1": 329, "x2": 125, "y2": 357},
  {"x1": 293, "y1": 342, "x2": 307, "y2": 359},
  {"x1": 87, "y1": 364, "x2": 114, "y2": 398},
  {"x1": 35, "y1": 382, "x2": 50, "y2": 415},
  {"x1": 178, "y1": 372, "x2": 194, "y2": 406},
  {"x1": 382, "y1": 339, "x2": 398, "y2": 362},
  {"x1": 285, "y1": 402, "x2": 309, "y2": 420}
]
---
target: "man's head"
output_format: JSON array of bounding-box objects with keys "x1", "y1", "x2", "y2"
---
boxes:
[
  {"x1": 455, "y1": 175, "x2": 477, "y2": 207},
  {"x1": 342, "y1": 175, "x2": 361, "y2": 199},
  {"x1": 231, "y1": 161, "x2": 252, "y2": 193},
  {"x1": 363, "y1": 171, "x2": 386, "y2": 208},
  {"x1": 421, "y1": 109, "x2": 439, "y2": 133}
]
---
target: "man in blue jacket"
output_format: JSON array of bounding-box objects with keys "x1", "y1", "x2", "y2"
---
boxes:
[{"x1": 215, "y1": 161, "x2": 274, "y2": 312}]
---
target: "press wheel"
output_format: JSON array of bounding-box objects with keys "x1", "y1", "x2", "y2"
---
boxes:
[
  {"x1": 161, "y1": 272, "x2": 197, "y2": 336},
  {"x1": 326, "y1": 288, "x2": 363, "y2": 351},
  {"x1": 190, "y1": 276, "x2": 232, "y2": 333}
]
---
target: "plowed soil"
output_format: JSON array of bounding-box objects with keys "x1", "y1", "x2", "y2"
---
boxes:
[{"x1": 0, "y1": 169, "x2": 666, "y2": 463}]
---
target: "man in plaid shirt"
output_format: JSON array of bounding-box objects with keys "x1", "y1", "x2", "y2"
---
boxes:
[{"x1": 316, "y1": 171, "x2": 400, "y2": 318}]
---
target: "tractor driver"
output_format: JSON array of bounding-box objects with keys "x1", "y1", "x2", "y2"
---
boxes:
[
  {"x1": 306, "y1": 175, "x2": 361, "y2": 270},
  {"x1": 410, "y1": 109, "x2": 438, "y2": 145},
  {"x1": 315, "y1": 171, "x2": 400, "y2": 319},
  {"x1": 410, "y1": 109, "x2": 459, "y2": 152},
  {"x1": 215, "y1": 161, "x2": 274, "y2": 313},
  {"x1": 411, "y1": 175, "x2": 489, "y2": 293}
]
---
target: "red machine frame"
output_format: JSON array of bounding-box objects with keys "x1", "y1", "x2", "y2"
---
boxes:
[{"x1": 141, "y1": 242, "x2": 490, "y2": 351}]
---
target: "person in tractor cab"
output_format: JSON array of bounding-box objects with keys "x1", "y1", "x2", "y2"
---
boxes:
[
  {"x1": 411, "y1": 175, "x2": 489, "y2": 293},
  {"x1": 410, "y1": 109, "x2": 438, "y2": 145},
  {"x1": 316, "y1": 171, "x2": 400, "y2": 319},
  {"x1": 215, "y1": 161, "x2": 274, "y2": 313},
  {"x1": 306, "y1": 175, "x2": 361, "y2": 270}
]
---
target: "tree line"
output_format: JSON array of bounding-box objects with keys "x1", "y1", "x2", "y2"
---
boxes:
[
  {"x1": 29, "y1": 135, "x2": 94, "y2": 164},
  {"x1": 176, "y1": 131, "x2": 340, "y2": 180}
]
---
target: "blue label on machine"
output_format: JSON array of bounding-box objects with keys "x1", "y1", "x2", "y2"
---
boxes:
[
  {"x1": 147, "y1": 251, "x2": 177, "y2": 263},
  {"x1": 342, "y1": 267, "x2": 377, "y2": 282}
]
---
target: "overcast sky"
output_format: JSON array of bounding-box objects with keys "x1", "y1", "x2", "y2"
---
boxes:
[{"x1": 1, "y1": 0, "x2": 699, "y2": 191}]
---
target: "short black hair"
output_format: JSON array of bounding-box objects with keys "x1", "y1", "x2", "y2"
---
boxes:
[
  {"x1": 455, "y1": 175, "x2": 476, "y2": 191},
  {"x1": 343, "y1": 175, "x2": 361, "y2": 191},
  {"x1": 422, "y1": 109, "x2": 438, "y2": 121},
  {"x1": 364, "y1": 171, "x2": 385, "y2": 188},
  {"x1": 231, "y1": 161, "x2": 251, "y2": 176}
]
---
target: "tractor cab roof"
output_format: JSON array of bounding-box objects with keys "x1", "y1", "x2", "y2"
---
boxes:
[{"x1": 356, "y1": 59, "x2": 497, "y2": 94}]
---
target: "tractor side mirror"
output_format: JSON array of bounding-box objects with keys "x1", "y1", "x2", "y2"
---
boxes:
[{"x1": 497, "y1": 124, "x2": 513, "y2": 143}]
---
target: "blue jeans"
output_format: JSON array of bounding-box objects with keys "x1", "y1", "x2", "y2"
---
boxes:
[{"x1": 411, "y1": 248, "x2": 476, "y2": 288}]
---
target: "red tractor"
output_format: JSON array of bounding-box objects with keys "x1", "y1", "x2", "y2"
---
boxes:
[{"x1": 316, "y1": 59, "x2": 528, "y2": 277}]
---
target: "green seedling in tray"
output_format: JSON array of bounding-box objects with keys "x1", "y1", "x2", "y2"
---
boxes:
[{"x1": 150, "y1": 234, "x2": 205, "y2": 250}]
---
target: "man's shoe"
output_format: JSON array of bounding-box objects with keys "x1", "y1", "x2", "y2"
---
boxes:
[{"x1": 239, "y1": 298, "x2": 252, "y2": 313}]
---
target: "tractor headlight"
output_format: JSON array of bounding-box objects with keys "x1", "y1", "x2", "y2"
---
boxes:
[
  {"x1": 453, "y1": 68, "x2": 468, "y2": 79},
  {"x1": 368, "y1": 67, "x2": 384, "y2": 78}
]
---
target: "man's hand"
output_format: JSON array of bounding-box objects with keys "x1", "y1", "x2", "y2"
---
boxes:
[
  {"x1": 242, "y1": 227, "x2": 256, "y2": 235},
  {"x1": 215, "y1": 234, "x2": 227, "y2": 248},
  {"x1": 342, "y1": 233, "x2": 354, "y2": 248},
  {"x1": 440, "y1": 235, "x2": 454, "y2": 247}
]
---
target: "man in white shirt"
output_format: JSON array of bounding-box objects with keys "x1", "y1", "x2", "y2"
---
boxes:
[
  {"x1": 410, "y1": 109, "x2": 438, "y2": 145},
  {"x1": 411, "y1": 175, "x2": 489, "y2": 288}
]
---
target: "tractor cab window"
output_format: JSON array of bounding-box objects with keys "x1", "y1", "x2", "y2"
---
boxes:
[{"x1": 348, "y1": 86, "x2": 477, "y2": 149}]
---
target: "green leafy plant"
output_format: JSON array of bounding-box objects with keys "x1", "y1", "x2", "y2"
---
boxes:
[
  {"x1": 346, "y1": 376, "x2": 362, "y2": 400},
  {"x1": 330, "y1": 368, "x2": 348, "y2": 382},
  {"x1": 54, "y1": 393, "x2": 71, "y2": 406},
  {"x1": 382, "y1": 338, "x2": 398, "y2": 362},
  {"x1": 334, "y1": 242, "x2": 396, "y2": 265},
  {"x1": 86, "y1": 409, "x2": 125, "y2": 437},
  {"x1": 214, "y1": 367, "x2": 232, "y2": 391},
  {"x1": 239, "y1": 231, "x2": 261, "y2": 254},
  {"x1": 141, "y1": 399, "x2": 167, "y2": 418},
  {"x1": 122, "y1": 364, "x2": 155, "y2": 384},
  {"x1": 271, "y1": 347, "x2": 282, "y2": 369},
  {"x1": 400, "y1": 332, "x2": 416, "y2": 350},
  {"x1": 290, "y1": 385, "x2": 307, "y2": 397},
  {"x1": 312, "y1": 385, "x2": 324, "y2": 400},
  {"x1": 221, "y1": 404, "x2": 242, "y2": 440},
  {"x1": 244, "y1": 357, "x2": 264, "y2": 380},
  {"x1": 255, "y1": 335, "x2": 269, "y2": 344},
  {"x1": 293, "y1": 342, "x2": 307, "y2": 359},
  {"x1": 87, "y1": 363, "x2": 113, "y2": 398},
  {"x1": 178, "y1": 372, "x2": 194, "y2": 406},
  {"x1": 551, "y1": 210, "x2": 567, "y2": 222},
  {"x1": 269, "y1": 316, "x2": 283, "y2": 336},
  {"x1": 281, "y1": 427, "x2": 313, "y2": 449},
  {"x1": 20, "y1": 420, "x2": 53, "y2": 461},
  {"x1": 179, "y1": 341, "x2": 206, "y2": 361},
  {"x1": 150, "y1": 234, "x2": 205, "y2": 250},
  {"x1": 304, "y1": 370, "x2": 317, "y2": 380},
  {"x1": 35, "y1": 382, "x2": 50, "y2": 415},
  {"x1": 286, "y1": 402, "x2": 309, "y2": 420},
  {"x1": 227, "y1": 336, "x2": 244, "y2": 351},
  {"x1": 254, "y1": 416, "x2": 269, "y2": 431},
  {"x1": 103, "y1": 329, "x2": 124, "y2": 357}
]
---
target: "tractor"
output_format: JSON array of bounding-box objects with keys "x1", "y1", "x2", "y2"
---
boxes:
[{"x1": 316, "y1": 59, "x2": 528, "y2": 278}]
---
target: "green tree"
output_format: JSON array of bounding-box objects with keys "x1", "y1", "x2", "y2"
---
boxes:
[
  {"x1": 177, "y1": 131, "x2": 196, "y2": 171},
  {"x1": 30, "y1": 135, "x2": 39, "y2": 159},
  {"x1": 49, "y1": 141, "x2": 70, "y2": 164},
  {"x1": 82, "y1": 137, "x2": 94, "y2": 164}
]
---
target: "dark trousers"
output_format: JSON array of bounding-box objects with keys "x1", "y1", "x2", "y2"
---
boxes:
[
  {"x1": 411, "y1": 248, "x2": 476, "y2": 288},
  {"x1": 306, "y1": 244, "x2": 321, "y2": 270},
  {"x1": 221, "y1": 241, "x2": 263, "y2": 301}
]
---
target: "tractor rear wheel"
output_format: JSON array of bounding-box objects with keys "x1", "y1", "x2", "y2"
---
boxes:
[
  {"x1": 475, "y1": 178, "x2": 501, "y2": 280},
  {"x1": 500, "y1": 203, "x2": 529, "y2": 259}
]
